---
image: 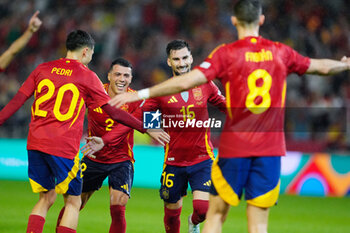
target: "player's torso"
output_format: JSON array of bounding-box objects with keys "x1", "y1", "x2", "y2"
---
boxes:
[
  {"x1": 157, "y1": 83, "x2": 215, "y2": 166},
  {"x1": 28, "y1": 59, "x2": 93, "y2": 158},
  {"x1": 219, "y1": 37, "x2": 289, "y2": 157},
  {"x1": 87, "y1": 85, "x2": 137, "y2": 163}
]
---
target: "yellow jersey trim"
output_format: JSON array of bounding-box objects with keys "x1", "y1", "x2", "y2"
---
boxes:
[
  {"x1": 70, "y1": 98, "x2": 85, "y2": 128},
  {"x1": 208, "y1": 44, "x2": 225, "y2": 59},
  {"x1": 205, "y1": 128, "x2": 215, "y2": 160},
  {"x1": 225, "y1": 81, "x2": 232, "y2": 119},
  {"x1": 281, "y1": 80, "x2": 287, "y2": 107}
]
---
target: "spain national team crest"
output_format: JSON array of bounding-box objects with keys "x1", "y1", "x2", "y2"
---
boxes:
[
  {"x1": 161, "y1": 188, "x2": 169, "y2": 200},
  {"x1": 192, "y1": 87, "x2": 203, "y2": 101},
  {"x1": 121, "y1": 104, "x2": 129, "y2": 112}
]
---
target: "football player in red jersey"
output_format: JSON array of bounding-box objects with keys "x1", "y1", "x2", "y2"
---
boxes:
[
  {"x1": 56, "y1": 58, "x2": 142, "y2": 233},
  {"x1": 0, "y1": 30, "x2": 169, "y2": 233},
  {"x1": 109, "y1": 0, "x2": 350, "y2": 232},
  {"x1": 0, "y1": 11, "x2": 42, "y2": 72},
  {"x1": 154, "y1": 40, "x2": 226, "y2": 233}
]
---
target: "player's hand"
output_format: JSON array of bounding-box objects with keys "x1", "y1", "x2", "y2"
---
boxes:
[
  {"x1": 80, "y1": 136, "x2": 104, "y2": 159},
  {"x1": 109, "y1": 92, "x2": 140, "y2": 108},
  {"x1": 28, "y1": 11, "x2": 42, "y2": 33},
  {"x1": 146, "y1": 129, "x2": 170, "y2": 146}
]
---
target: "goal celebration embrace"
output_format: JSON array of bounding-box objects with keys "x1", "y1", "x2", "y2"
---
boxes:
[{"x1": 0, "y1": 0, "x2": 350, "y2": 233}]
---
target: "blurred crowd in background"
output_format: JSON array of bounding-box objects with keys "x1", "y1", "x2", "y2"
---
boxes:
[{"x1": 0, "y1": 0, "x2": 350, "y2": 152}]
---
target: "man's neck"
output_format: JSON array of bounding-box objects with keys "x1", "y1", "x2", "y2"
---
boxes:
[
  {"x1": 66, "y1": 51, "x2": 82, "y2": 63},
  {"x1": 237, "y1": 25, "x2": 259, "y2": 40},
  {"x1": 108, "y1": 85, "x2": 117, "y2": 98}
]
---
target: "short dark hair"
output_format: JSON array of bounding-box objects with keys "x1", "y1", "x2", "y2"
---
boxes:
[
  {"x1": 166, "y1": 39, "x2": 191, "y2": 57},
  {"x1": 66, "y1": 30, "x2": 95, "y2": 51},
  {"x1": 233, "y1": 0, "x2": 262, "y2": 24},
  {"x1": 109, "y1": 58, "x2": 133, "y2": 72}
]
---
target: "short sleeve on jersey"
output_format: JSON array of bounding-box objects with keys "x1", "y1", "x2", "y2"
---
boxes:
[
  {"x1": 279, "y1": 43, "x2": 310, "y2": 75},
  {"x1": 84, "y1": 73, "x2": 110, "y2": 109}
]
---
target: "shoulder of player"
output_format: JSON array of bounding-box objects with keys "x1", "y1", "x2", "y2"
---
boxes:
[{"x1": 191, "y1": 81, "x2": 215, "y2": 91}]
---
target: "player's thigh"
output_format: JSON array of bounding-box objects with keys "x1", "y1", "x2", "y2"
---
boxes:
[
  {"x1": 50, "y1": 153, "x2": 82, "y2": 196},
  {"x1": 159, "y1": 165, "x2": 188, "y2": 203},
  {"x1": 81, "y1": 157, "x2": 108, "y2": 193},
  {"x1": 188, "y1": 159, "x2": 212, "y2": 193},
  {"x1": 245, "y1": 156, "x2": 281, "y2": 208},
  {"x1": 28, "y1": 150, "x2": 56, "y2": 193},
  {"x1": 108, "y1": 160, "x2": 134, "y2": 197},
  {"x1": 210, "y1": 157, "x2": 251, "y2": 206}
]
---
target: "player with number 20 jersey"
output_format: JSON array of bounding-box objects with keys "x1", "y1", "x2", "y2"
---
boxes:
[{"x1": 19, "y1": 58, "x2": 111, "y2": 160}]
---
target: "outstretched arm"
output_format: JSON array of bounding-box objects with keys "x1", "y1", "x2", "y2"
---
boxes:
[
  {"x1": 306, "y1": 57, "x2": 350, "y2": 75},
  {"x1": 0, "y1": 92, "x2": 29, "y2": 125},
  {"x1": 109, "y1": 69, "x2": 208, "y2": 107},
  {"x1": 0, "y1": 11, "x2": 42, "y2": 70}
]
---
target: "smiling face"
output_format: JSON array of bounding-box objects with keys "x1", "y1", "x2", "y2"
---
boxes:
[
  {"x1": 108, "y1": 64, "x2": 132, "y2": 96},
  {"x1": 167, "y1": 47, "x2": 193, "y2": 76}
]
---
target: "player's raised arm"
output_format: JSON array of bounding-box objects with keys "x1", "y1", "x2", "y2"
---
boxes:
[
  {"x1": 306, "y1": 57, "x2": 350, "y2": 75},
  {"x1": 0, "y1": 11, "x2": 42, "y2": 70},
  {"x1": 109, "y1": 69, "x2": 207, "y2": 108}
]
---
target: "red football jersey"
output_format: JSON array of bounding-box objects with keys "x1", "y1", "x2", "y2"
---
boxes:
[
  {"x1": 196, "y1": 36, "x2": 310, "y2": 158},
  {"x1": 141, "y1": 81, "x2": 226, "y2": 166},
  {"x1": 18, "y1": 58, "x2": 110, "y2": 159},
  {"x1": 87, "y1": 85, "x2": 141, "y2": 164}
]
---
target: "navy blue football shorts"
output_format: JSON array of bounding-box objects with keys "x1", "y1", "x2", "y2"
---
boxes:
[
  {"x1": 27, "y1": 150, "x2": 82, "y2": 195},
  {"x1": 159, "y1": 158, "x2": 212, "y2": 203},
  {"x1": 81, "y1": 157, "x2": 134, "y2": 197},
  {"x1": 210, "y1": 156, "x2": 281, "y2": 208}
]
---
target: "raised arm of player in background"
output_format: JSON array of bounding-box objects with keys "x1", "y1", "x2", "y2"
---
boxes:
[
  {"x1": 109, "y1": 57, "x2": 350, "y2": 108},
  {"x1": 0, "y1": 11, "x2": 42, "y2": 71}
]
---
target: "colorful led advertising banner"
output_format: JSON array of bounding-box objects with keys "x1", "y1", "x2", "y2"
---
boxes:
[{"x1": 0, "y1": 139, "x2": 349, "y2": 197}]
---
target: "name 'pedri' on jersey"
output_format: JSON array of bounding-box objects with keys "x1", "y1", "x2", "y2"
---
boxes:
[
  {"x1": 87, "y1": 84, "x2": 141, "y2": 164},
  {"x1": 18, "y1": 58, "x2": 110, "y2": 159},
  {"x1": 196, "y1": 36, "x2": 311, "y2": 158}
]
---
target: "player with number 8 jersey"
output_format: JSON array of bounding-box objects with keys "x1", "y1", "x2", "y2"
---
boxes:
[{"x1": 196, "y1": 37, "x2": 310, "y2": 158}]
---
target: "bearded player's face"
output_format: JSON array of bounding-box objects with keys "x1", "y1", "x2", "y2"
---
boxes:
[{"x1": 167, "y1": 47, "x2": 193, "y2": 76}]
